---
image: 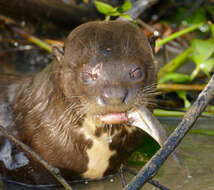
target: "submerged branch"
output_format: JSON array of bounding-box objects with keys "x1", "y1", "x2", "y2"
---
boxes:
[{"x1": 0, "y1": 125, "x2": 73, "y2": 190}]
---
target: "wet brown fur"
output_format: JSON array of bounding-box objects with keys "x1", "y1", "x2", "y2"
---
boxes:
[{"x1": 0, "y1": 21, "x2": 156, "y2": 184}]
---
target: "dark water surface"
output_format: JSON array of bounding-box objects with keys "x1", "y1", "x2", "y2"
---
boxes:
[{"x1": 3, "y1": 118, "x2": 214, "y2": 190}]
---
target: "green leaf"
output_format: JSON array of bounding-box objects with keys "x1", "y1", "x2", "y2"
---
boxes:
[
  {"x1": 189, "y1": 39, "x2": 214, "y2": 79},
  {"x1": 159, "y1": 73, "x2": 191, "y2": 84},
  {"x1": 108, "y1": 8, "x2": 121, "y2": 16},
  {"x1": 176, "y1": 90, "x2": 191, "y2": 108},
  {"x1": 117, "y1": 0, "x2": 132, "y2": 12},
  {"x1": 200, "y1": 58, "x2": 214, "y2": 77},
  {"x1": 190, "y1": 39, "x2": 214, "y2": 64},
  {"x1": 210, "y1": 24, "x2": 214, "y2": 37},
  {"x1": 94, "y1": 0, "x2": 114, "y2": 15},
  {"x1": 120, "y1": 14, "x2": 133, "y2": 21}
]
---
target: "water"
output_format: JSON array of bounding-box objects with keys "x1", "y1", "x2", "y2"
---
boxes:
[{"x1": 3, "y1": 117, "x2": 214, "y2": 190}]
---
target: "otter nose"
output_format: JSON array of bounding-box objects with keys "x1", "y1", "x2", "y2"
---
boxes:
[{"x1": 102, "y1": 86, "x2": 128, "y2": 105}]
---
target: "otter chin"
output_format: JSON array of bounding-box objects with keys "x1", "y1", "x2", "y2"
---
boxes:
[{"x1": 0, "y1": 20, "x2": 156, "y2": 185}]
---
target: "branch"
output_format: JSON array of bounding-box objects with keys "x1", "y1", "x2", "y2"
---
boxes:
[
  {"x1": 0, "y1": 0, "x2": 95, "y2": 27},
  {"x1": 0, "y1": 125, "x2": 73, "y2": 190},
  {"x1": 125, "y1": 74, "x2": 214, "y2": 190}
]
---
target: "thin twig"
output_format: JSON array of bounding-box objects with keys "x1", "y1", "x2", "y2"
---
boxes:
[
  {"x1": 148, "y1": 180, "x2": 170, "y2": 190},
  {"x1": 0, "y1": 125, "x2": 73, "y2": 190},
  {"x1": 123, "y1": 167, "x2": 170, "y2": 190},
  {"x1": 124, "y1": 74, "x2": 214, "y2": 190},
  {"x1": 11, "y1": 27, "x2": 52, "y2": 53},
  {"x1": 119, "y1": 168, "x2": 127, "y2": 188}
]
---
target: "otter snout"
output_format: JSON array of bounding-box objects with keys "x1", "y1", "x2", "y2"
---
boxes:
[{"x1": 98, "y1": 86, "x2": 128, "y2": 106}]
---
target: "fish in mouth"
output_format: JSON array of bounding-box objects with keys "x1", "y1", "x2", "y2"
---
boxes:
[{"x1": 97, "y1": 106, "x2": 167, "y2": 147}]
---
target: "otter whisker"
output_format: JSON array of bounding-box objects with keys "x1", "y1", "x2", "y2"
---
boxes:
[
  {"x1": 143, "y1": 83, "x2": 158, "y2": 89},
  {"x1": 142, "y1": 89, "x2": 158, "y2": 95},
  {"x1": 142, "y1": 86, "x2": 158, "y2": 92}
]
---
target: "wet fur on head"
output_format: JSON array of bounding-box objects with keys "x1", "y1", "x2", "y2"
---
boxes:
[
  {"x1": 55, "y1": 21, "x2": 156, "y2": 118},
  {"x1": 12, "y1": 21, "x2": 157, "y2": 140}
]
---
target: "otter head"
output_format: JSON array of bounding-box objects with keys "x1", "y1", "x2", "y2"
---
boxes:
[{"x1": 52, "y1": 21, "x2": 156, "y2": 125}]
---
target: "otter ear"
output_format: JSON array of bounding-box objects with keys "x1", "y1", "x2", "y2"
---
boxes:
[
  {"x1": 148, "y1": 36, "x2": 157, "y2": 54},
  {"x1": 52, "y1": 44, "x2": 64, "y2": 63}
]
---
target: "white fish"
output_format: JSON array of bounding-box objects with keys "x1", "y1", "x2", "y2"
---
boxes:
[
  {"x1": 128, "y1": 105, "x2": 167, "y2": 146},
  {"x1": 128, "y1": 105, "x2": 182, "y2": 164}
]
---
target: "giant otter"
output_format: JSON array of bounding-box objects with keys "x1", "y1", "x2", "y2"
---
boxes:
[{"x1": 0, "y1": 21, "x2": 156, "y2": 184}]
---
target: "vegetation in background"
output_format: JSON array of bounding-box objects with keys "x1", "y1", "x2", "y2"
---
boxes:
[{"x1": 94, "y1": 0, "x2": 132, "y2": 21}]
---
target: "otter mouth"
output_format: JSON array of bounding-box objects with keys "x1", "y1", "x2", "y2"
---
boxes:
[
  {"x1": 98, "y1": 106, "x2": 168, "y2": 148},
  {"x1": 99, "y1": 112, "x2": 129, "y2": 124}
]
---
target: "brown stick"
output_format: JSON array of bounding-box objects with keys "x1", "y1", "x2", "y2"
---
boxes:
[
  {"x1": 0, "y1": 0, "x2": 95, "y2": 27},
  {"x1": 125, "y1": 74, "x2": 214, "y2": 190},
  {"x1": 0, "y1": 125, "x2": 73, "y2": 190},
  {"x1": 157, "y1": 83, "x2": 205, "y2": 91}
]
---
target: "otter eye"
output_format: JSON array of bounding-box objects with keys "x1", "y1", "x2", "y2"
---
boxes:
[
  {"x1": 80, "y1": 63, "x2": 101, "y2": 84},
  {"x1": 129, "y1": 67, "x2": 143, "y2": 79},
  {"x1": 91, "y1": 73, "x2": 98, "y2": 80},
  {"x1": 80, "y1": 72, "x2": 96, "y2": 84}
]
